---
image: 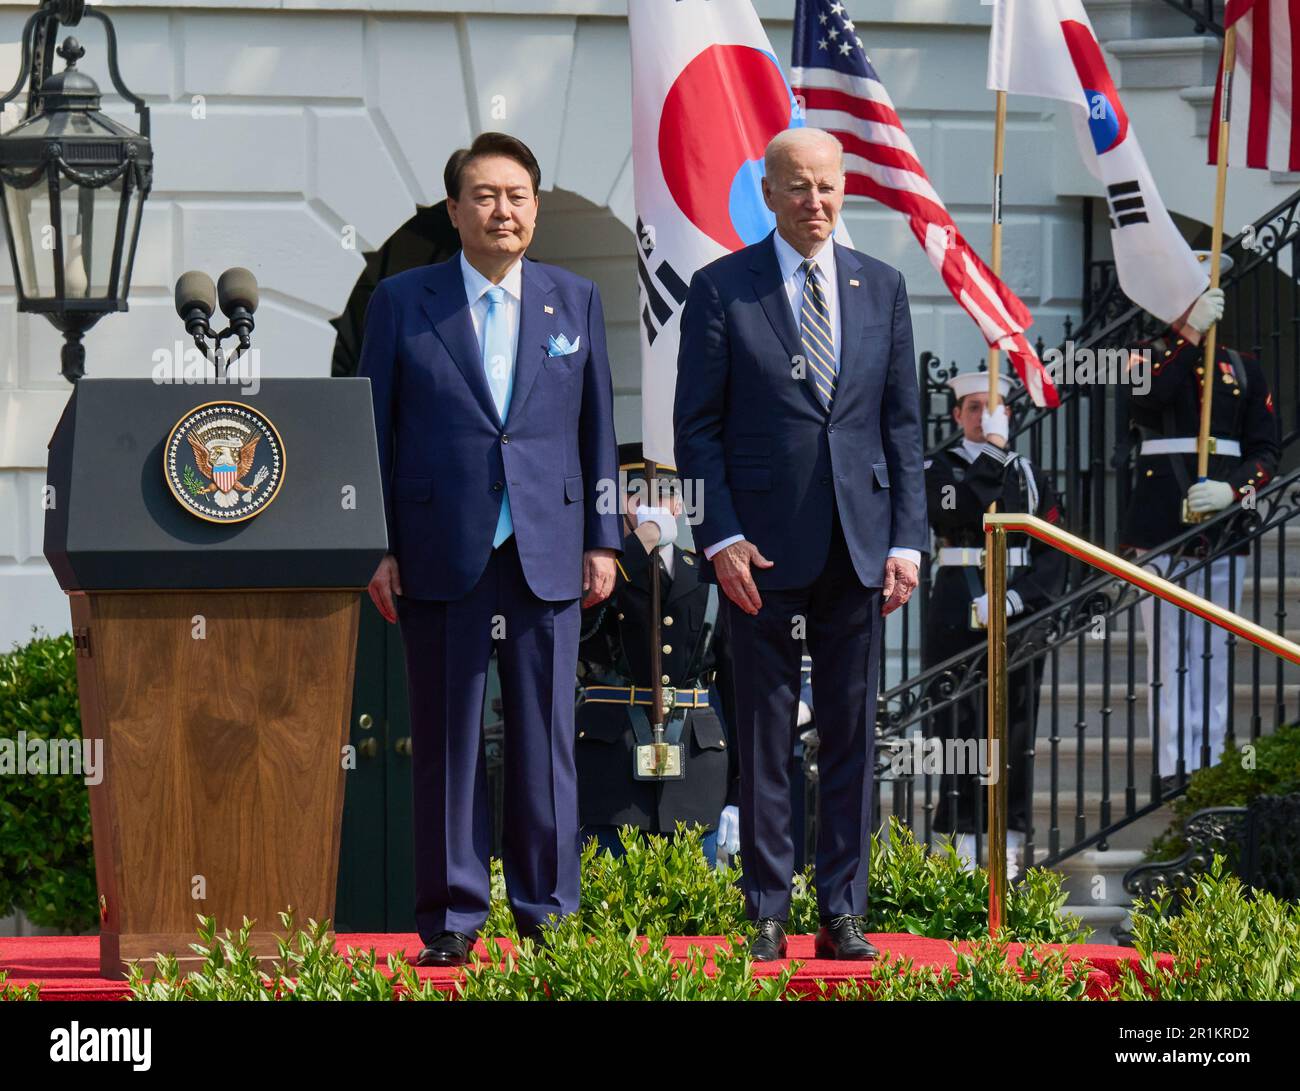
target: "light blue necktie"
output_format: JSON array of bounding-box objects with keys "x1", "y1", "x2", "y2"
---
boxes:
[{"x1": 483, "y1": 285, "x2": 514, "y2": 547}]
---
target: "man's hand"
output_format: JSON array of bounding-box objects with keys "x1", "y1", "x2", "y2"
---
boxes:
[
  {"x1": 881, "y1": 556, "x2": 919, "y2": 616},
  {"x1": 981, "y1": 403, "x2": 1009, "y2": 449},
  {"x1": 1186, "y1": 287, "x2": 1225, "y2": 334},
  {"x1": 1186, "y1": 479, "x2": 1235, "y2": 514},
  {"x1": 716, "y1": 805, "x2": 740, "y2": 860},
  {"x1": 368, "y1": 553, "x2": 402, "y2": 623},
  {"x1": 582, "y1": 548, "x2": 618, "y2": 608},
  {"x1": 714, "y1": 539, "x2": 774, "y2": 615}
]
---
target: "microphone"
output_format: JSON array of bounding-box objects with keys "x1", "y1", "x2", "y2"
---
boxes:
[
  {"x1": 217, "y1": 267, "x2": 259, "y2": 342},
  {"x1": 174, "y1": 271, "x2": 216, "y2": 338}
]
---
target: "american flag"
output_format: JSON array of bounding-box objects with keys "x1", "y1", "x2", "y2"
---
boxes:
[
  {"x1": 1210, "y1": 0, "x2": 1300, "y2": 171},
  {"x1": 791, "y1": 0, "x2": 1059, "y2": 408}
]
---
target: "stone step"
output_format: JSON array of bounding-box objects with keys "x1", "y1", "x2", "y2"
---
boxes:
[
  {"x1": 1105, "y1": 35, "x2": 1223, "y2": 90},
  {"x1": 1179, "y1": 83, "x2": 1217, "y2": 137},
  {"x1": 1047, "y1": 848, "x2": 1149, "y2": 906},
  {"x1": 1084, "y1": 0, "x2": 1214, "y2": 42}
]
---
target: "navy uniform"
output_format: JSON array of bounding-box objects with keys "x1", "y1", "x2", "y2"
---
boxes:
[
  {"x1": 575, "y1": 449, "x2": 739, "y2": 860},
  {"x1": 1120, "y1": 323, "x2": 1279, "y2": 779},
  {"x1": 922, "y1": 374, "x2": 1066, "y2": 872}
]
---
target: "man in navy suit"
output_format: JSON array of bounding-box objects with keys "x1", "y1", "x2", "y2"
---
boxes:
[
  {"x1": 673, "y1": 128, "x2": 928, "y2": 961},
  {"x1": 359, "y1": 132, "x2": 622, "y2": 965}
]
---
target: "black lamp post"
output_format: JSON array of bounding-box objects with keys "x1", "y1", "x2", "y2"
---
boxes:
[{"x1": 0, "y1": 0, "x2": 152, "y2": 382}]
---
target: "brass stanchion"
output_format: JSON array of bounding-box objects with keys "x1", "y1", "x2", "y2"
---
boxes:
[{"x1": 985, "y1": 522, "x2": 1008, "y2": 937}]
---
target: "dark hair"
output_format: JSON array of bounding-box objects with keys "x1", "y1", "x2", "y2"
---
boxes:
[{"x1": 443, "y1": 132, "x2": 541, "y2": 201}]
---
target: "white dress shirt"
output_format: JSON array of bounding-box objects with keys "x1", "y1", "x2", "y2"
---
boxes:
[
  {"x1": 461, "y1": 250, "x2": 523, "y2": 382},
  {"x1": 703, "y1": 232, "x2": 922, "y2": 573}
]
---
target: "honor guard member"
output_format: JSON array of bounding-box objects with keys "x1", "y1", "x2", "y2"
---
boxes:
[
  {"x1": 1119, "y1": 278, "x2": 1279, "y2": 785},
  {"x1": 923, "y1": 372, "x2": 1066, "y2": 877},
  {"x1": 575, "y1": 444, "x2": 739, "y2": 865}
]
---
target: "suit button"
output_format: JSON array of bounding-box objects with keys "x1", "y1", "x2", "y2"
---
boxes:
[
  {"x1": 617, "y1": 612, "x2": 625, "y2": 620},
  {"x1": 578, "y1": 730, "x2": 585, "y2": 738},
  {"x1": 501, "y1": 433, "x2": 510, "y2": 443},
  {"x1": 662, "y1": 644, "x2": 672, "y2": 654},
  {"x1": 492, "y1": 481, "x2": 503, "y2": 491},
  {"x1": 664, "y1": 616, "x2": 674, "y2": 626},
  {"x1": 827, "y1": 424, "x2": 836, "y2": 433},
  {"x1": 661, "y1": 674, "x2": 671, "y2": 684}
]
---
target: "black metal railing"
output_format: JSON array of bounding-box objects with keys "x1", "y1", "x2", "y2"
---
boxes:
[{"x1": 853, "y1": 470, "x2": 1300, "y2": 870}]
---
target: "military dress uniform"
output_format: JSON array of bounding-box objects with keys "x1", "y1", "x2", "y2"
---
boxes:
[
  {"x1": 1120, "y1": 330, "x2": 1280, "y2": 777},
  {"x1": 575, "y1": 528, "x2": 739, "y2": 857},
  {"x1": 923, "y1": 438, "x2": 1066, "y2": 853}
]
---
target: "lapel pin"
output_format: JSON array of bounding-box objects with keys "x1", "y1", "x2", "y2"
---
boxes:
[
  {"x1": 543, "y1": 304, "x2": 554, "y2": 315},
  {"x1": 849, "y1": 278, "x2": 860, "y2": 287}
]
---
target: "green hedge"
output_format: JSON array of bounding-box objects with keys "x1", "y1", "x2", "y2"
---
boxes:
[
  {"x1": 1145, "y1": 721, "x2": 1300, "y2": 861},
  {"x1": 0, "y1": 633, "x2": 96, "y2": 932},
  {"x1": 1116, "y1": 855, "x2": 1300, "y2": 1000}
]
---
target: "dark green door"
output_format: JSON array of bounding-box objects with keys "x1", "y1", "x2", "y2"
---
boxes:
[{"x1": 335, "y1": 597, "x2": 505, "y2": 933}]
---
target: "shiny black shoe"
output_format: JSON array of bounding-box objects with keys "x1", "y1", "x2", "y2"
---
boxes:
[
  {"x1": 750, "y1": 917, "x2": 788, "y2": 962},
  {"x1": 814, "y1": 915, "x2": 879, "y2": 961},
  {"x1": 415, "y1": 931, "x2": 473, "y2": 967}
]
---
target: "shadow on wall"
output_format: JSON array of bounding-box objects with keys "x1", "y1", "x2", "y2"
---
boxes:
[{"x1": 330, "y1": 202, "x2": 460, "y2": 378}]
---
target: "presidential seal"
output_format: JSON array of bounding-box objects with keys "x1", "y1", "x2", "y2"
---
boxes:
[{"x1": 164, "y1": 401, "x2": 284, "y2": 523}]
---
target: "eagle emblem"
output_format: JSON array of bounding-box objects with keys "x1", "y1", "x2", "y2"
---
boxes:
[{"x1": 165, "y1": 402, "x2": 284, "y2": 523}]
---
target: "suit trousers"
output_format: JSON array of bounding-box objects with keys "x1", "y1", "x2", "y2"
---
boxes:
[
  {"x1": 721, "y1": 510, "x2": 883, "y2": 921},
  {"x1": 396, "y1": 535, "x2": 581, "y2": 939}
]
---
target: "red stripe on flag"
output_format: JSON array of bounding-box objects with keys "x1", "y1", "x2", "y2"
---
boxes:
[
  {"x1": 1292, "y1": 0, "x2": 1300, "y2": 169},
  {"x1": 1226, "y1": 0, "x2": 1260, "y2": 26},
  {"x1": 797, "y1": 86, "x2": 904, "y2": 130},
  {"x1": 1247, "y1": 0, "x2": 1272, "y2": 168},
  {"x1": 831, "y1": 129, "x2": 929, "y2": 179}
]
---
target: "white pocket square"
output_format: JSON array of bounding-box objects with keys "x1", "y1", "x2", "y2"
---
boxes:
[{"x1": 547, "y1": 333, "x2": 581, "y2": 356}]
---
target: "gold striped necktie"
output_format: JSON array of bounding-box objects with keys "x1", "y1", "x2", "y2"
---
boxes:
[{"x1": 799, "y1": 257, "x2": 836, "y2": 410}]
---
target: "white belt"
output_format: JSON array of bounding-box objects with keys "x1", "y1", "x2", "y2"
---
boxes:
[
  {"x1": 937, "y1": 546, "x2": 1029, "y2": 567},
  {"x1": 1140, "y1": 437, "x2": 1241, "y2": 457}
]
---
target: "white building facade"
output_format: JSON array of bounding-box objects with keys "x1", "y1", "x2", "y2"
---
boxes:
[{"x1": 1, "y1": 0, "x2": 1262, "y2": 650}]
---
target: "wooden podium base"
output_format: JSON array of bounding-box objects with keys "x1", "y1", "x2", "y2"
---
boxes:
[{"x1": 68, "y1": 589, "x2": 360, "y2": 980}]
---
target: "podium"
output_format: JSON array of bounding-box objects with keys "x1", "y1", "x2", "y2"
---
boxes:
[{"x1": 43, "y1": 378, "x2": 387, "y2": 978}]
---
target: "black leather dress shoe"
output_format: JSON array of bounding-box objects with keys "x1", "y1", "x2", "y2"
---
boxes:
[
  {"x1": 814, "y1": 915, "x2": 879, "y2": 961},
  {"x1": 750, "y1": 917, "x2": 788, "y2": 961},
  {"x1": 415, "y1": 931, "x2": 473, "y2": 967}
]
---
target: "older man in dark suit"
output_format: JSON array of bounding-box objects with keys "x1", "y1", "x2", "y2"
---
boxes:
[
  {"x1": 359, "y1": 132, "x2": 622, "y2": 965},
  {"x1": 673, "y1": 127, "x2": 928, "y2": 961}
]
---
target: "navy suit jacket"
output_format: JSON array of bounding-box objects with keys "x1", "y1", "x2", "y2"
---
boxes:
[
  {"x1": 358, "y1": 254, "x2": 623, "y2": 602},
  {"x1": 673, "y1": 230, "x2": 929, "y2": 591}
]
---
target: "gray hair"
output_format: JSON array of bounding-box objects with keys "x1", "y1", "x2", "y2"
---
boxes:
[{"x1": 764, "y1": 128, "x2": 845, "y2": 176}]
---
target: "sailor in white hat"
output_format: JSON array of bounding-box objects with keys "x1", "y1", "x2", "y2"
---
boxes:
[{"x1": 922, "y1": 371, "x2": 1066, "y2": 879}]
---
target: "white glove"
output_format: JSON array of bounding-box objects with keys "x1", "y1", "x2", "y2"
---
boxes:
[
  {"x1": 635, "y1": 505, "x2": 678, "y2": 546},
  {"x1": 980, "y1": 403, "x2": 1009, "y2": 444},
  {"x1": 972, "y1": 592, "x2": 1021, "y2": 626},
  {"x1": 1186, "y1": 288, "x2": 1225, "y2": 334},
  {"x1": 1186, "y1": 479, "x2": 1235, "y2": 514},
  {"x1": 716, "y1": 805, "x2": 740, "y2": 858}
]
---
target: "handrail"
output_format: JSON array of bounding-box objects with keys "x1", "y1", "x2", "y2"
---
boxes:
[
  {"x1": 980, "y1": 511, "x2": 1300, "y2": 936},
  {"x1": 983, "y1": 514, "x2": 1300, "y2": 665}
]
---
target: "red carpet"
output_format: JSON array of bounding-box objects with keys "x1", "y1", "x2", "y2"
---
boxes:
[{"x1": 0, "y1": 932, "x2": 1170, "y2": 1000}]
